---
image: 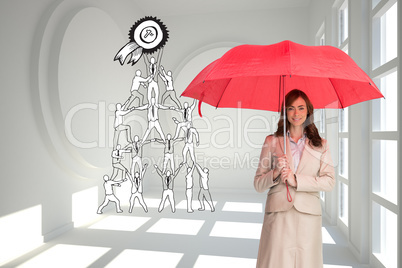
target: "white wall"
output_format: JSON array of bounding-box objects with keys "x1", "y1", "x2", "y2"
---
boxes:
[
  {"x1": 0, "y1": 0, "x2": 143, "y2": 247},
  {"x1": 0, "y1": 0, "x2": 311, "y2": 257},
  {"x1": 155, "y1": 8, "x2": 310, "y2": 191}
]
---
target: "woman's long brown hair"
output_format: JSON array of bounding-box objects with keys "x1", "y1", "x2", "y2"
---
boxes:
[{"x1": 274, "y1": 89, "x2": 323, "y2": 148}]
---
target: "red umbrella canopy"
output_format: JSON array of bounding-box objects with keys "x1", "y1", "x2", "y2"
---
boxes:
[{"x1": 182, "y1": 40, "x2": 383, "y2": 113}]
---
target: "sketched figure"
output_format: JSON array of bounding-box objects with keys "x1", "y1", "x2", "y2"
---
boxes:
[
  {"x1": 154, "y1": 134, "x2": 183, "y2": 174},
  {"x1": 185, "y1": 164, "x2": 196, "y2": 213},
  {"x1": 154, "y1": 163, "x2": 184, "y2": 213},
  {"x1": 129, "y1": 163, "x2": 148, "y2": 213},
  {"x1": 124, "y1": 135, "x2": 151, "y2": 178},
  {"x1": 97, "y1": 175, "x2": 127, "y2": 214},
  {"x1": 144, "y1": 51, "x2": 162, "y2": 103},
  {"x1": 111, "y1": 144, "x2": 132, "y2": 181},
  {"x1": 134, "y1": 97, "x2": 171, "y2": 142},
  {"x1": 195, "y1": 163, "x2": 215, "y2": 212},
  {"x1": 172, "y1": 99, "x2": 197, "y2": 139},
  {"x1": 113, "y1": 98, "x2": 135, "y2": 149},
  {"x1": 159, "y1": 66, "x2": 181, "y2": 109},
  {"x1": 182, "y1": 126, "x2": 199, "y2": 168},
  {"x1": 127, "y1": 70, "x2": 153, "y2": 108}
]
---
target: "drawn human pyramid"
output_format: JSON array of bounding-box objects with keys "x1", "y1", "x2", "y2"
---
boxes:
[{"x1": 97, "y1": 52, "x2": 215, "y2": 215}]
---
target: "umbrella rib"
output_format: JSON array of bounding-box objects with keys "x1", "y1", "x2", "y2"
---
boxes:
[
  {"x1": 329, "y1": 79, "x2": 345, "y2": 109},
  {"x1": 215, "y1": 78, "x2": 232, "y2": 109}
]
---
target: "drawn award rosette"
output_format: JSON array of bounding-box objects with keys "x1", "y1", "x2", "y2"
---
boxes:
[{"x1": 114, "y1": 16, "x2": 169, "y2": 66}]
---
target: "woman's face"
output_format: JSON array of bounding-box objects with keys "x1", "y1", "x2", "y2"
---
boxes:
[{"x1": 286, "y1": 97, "x2": 308, "y2": 127}]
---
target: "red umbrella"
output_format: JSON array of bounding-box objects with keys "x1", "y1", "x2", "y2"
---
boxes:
[
  {"x1": 183, "y1": 40, "x2": 382, "y2": 112},
  {"x1": 181, "y1": 40, "x2": 383, "y2": 201}
]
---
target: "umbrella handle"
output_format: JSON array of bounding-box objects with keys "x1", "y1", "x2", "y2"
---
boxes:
[
  {"x1": 198, "y1": 100, "x2": 203, "y2": 118},
  {"x1": 286, "y1": 181, "x2": 292, "y2": 202},
  {"x1": 198, "y1": 92, "x2": 205, "y2": 118}
]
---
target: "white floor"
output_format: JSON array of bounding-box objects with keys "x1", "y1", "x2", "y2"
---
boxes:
[{"x1": 3, "y1": 190, "x2": 370, "y2": 268}]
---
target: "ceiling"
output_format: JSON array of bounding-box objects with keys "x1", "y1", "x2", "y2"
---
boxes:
[{"x1": 134, "y1": 0, "x2": 312, "y2": 17}]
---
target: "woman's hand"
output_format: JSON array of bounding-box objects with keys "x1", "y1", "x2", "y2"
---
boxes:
[
  {"x1": 273, "y1": 155, "x2": 288, "y2": 179},
  {"x1": 281, "y1": 167, "x2": 297, "y2": 188}
]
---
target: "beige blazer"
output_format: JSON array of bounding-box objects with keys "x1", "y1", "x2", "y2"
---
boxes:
[{"x1": 254, "y1": 135, "x2": 335, "y2": 215}]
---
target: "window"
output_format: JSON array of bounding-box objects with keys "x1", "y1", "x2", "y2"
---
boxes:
[
  {"x1": 339, "y1": 138, "x2": 349, "y2": 179},
  {"x1": 339, "y1": 108, "x2": 348, "y2": 133},
  {"x1": 372, "y1": 0, "x2": 381, "y2": 9},
  {"x1": 316, "y1": 22, "x2": 326, "y2": 202},
  {"x1": 338, "y1": 1, "x2": 349, "y2": 47},
  {"x1": 316, "y1": 21, "x2": 326, "y2": 46},
  {"x1": 372, "y1": 202, "x2": 398, "y2": 268},
  {"x1": 372, "y1": 1, "x2": 398, "y2": 69},
  {"x1": 318, "y1": 110, "x2": 326, "y2": 134},
  {"x1": 319, "y1": 34, "x2": 325, "y2": 46},
  {"x1": 372, "y1": 140, "x2": 398, "y2": 204},
  {"x1": 339, "y1": 182, "x2": 349, "y2": 224},
  {"x1": 372, "y1": 70, "x2": 398, "y2": 132},
  {"x1": 370, "y1": 1, "x2": 398, "y2": 267}
]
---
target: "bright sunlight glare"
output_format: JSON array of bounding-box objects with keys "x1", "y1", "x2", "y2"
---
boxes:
[
  {"x1": 0, "y1": 205, "x2": 43, "y2": 266},
  {"x1": 17, "y1": 244, "x2": 110, "y2": 268},
  {"x1": 194, "y1": 255, "x2": 257, "y2": 268},
  {"x1": 105, "y1": 249, "x2": 183, "y2": 268},
  {"x1": 322, "y1": 227, "x2": 336, "y2": 244},
  {"x1": 147, "y1": 218, "x2": 205, "y2": 235},
  {"x1": 222, "y1": 202, "x2": 263, "y2": 213},
  {"x1": 72, "y1": 186, "x2": 99, "y2": 227},
  {"x1": 89, "y1": 215, "x2": 151, "y2": 232},
  {"x1": 209, "y1": 221, "x2": 262, "y2": 239}
]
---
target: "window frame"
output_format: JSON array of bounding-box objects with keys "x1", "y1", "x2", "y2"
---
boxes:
[
  {"x1": 369, "y1": 1, "x2": 399, "y2": 268},
  {"x1": 334, "y1": 0, "x2": 350, "y2": 232}
]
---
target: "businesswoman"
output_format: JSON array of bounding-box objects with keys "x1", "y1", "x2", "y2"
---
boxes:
[{"x1": 254, "y1": 89, "x2": 335, "y2": 267}]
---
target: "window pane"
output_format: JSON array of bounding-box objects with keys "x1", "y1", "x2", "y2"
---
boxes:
[
  {"x1": 339, "y1": 108, "x2": 348, "y2": 132},
  {"x1": 342, "y1": 46, "x2": 348, "y2": 54},
  {"x1": 339, "y1": 138, "x2": 348, "y2": 178},
  {"x1": 372, "y1": 140, "x2": 398, "y2": 204},
  {"x1": 372, "y1": 202, "x2": 398, "y2": 268},
  {"x1": 339, "y1": 182, "x2": 348, "y2": 225},
  {"x1": 372, "y1": 71, "x2": 397, "y2": 132},
  {"x1": 372, "y1": 0, "x2": 381, "y2": 9},
  {"x1": 339, "y1": 2, "x2": 349, "y2": 45},
  {"x1": 317, "y1": 109, "x2": 325, "y2": 133},
  {"x1": 372, "y1": 2, "x2": 398, "y2": 68},
  {"x1": 382, "y1": 2, "x2": 397, "y2": 64},
  {"x1": 320, "y1": 34, "x2": 325, "y2": 45}
]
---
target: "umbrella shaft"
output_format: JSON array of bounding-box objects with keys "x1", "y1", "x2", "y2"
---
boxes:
[{"x1": 282, "y1": 75, "x2": 286, "y2": 154}]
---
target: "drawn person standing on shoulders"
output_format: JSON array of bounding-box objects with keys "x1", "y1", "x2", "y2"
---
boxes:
[
  {"x1": 172, "y1": 99, "x2": 196, "y2": 139},
  {"x1": 134, "y1": 97, "x2": 172, "y2": 142},
  {"x1": 127, "y1": 70, "x2": 153, "y2": 108},
  {"x1": 113, "y1": 98, "x2": 135, "y2": 149},
  {"x1": 154, "y1": 134, "x2": 183, "y2": 174},
  {"x1": 144, "y1": 50, "x2": 163, "y2": 103},
  {"x1": 182, "y1": 126, "x2": 199, "y2": 168},
  {"x1": 111, "y1": 144, "x2": 132, "y2": 182},
  {"x1": 159, "y1": 66, "x2": 181, "y2": 109},
  {"x1": 124, "y1": 135, "x2": 151, "y2": 178}
]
